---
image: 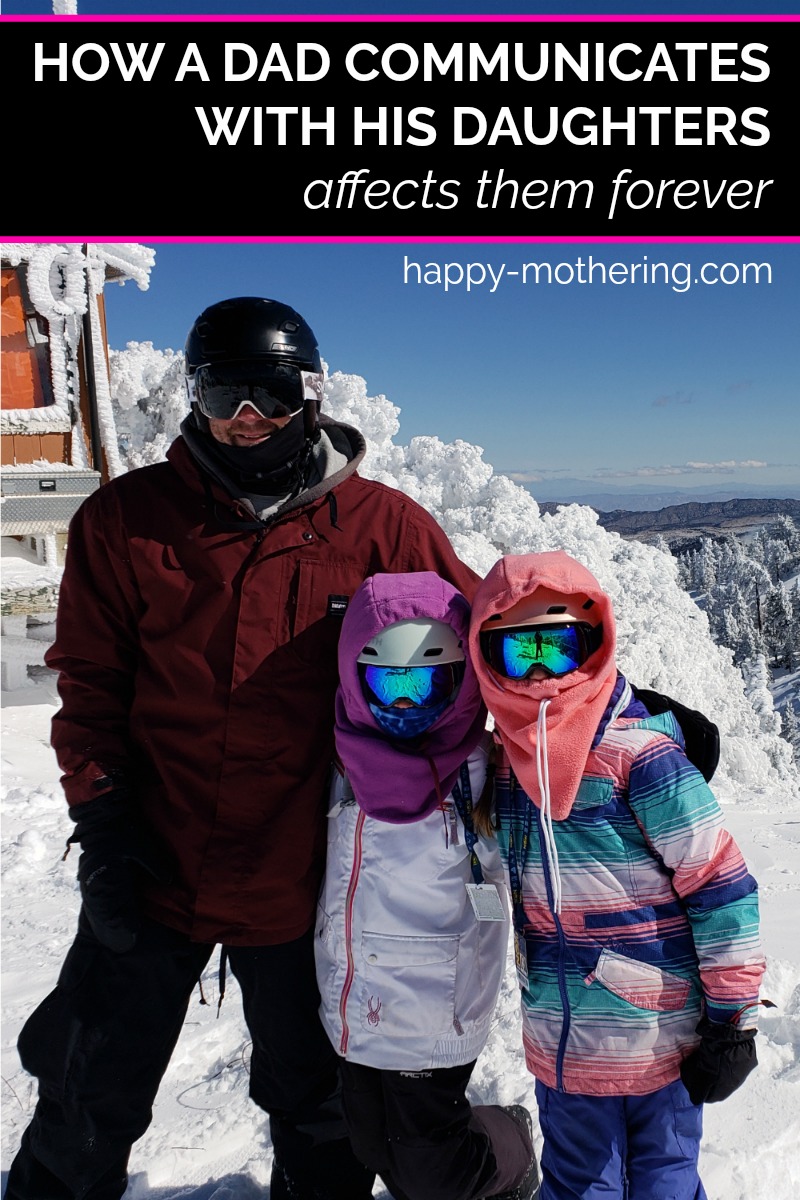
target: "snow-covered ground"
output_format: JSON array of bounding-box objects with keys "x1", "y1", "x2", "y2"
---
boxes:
[
  {"x1": 1, "y1": 661, "x2": 799, "y2": 1199},
  {"x1": 2, "y1": 335, "x2": 800, "y2": 1197}
]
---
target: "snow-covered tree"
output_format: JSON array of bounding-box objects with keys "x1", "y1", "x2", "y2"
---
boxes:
[
  {"x1": 769, "y1": 515, "x2": 800, "y2": 567},
  {"x1": 705, "y1": 582, "x2": 740, "y2": 651},
  {"x1": 788, "y1": 580, "x2": 800, "y2": 671},
  {"x1": 676, "y1": 553, "x2": 693, "y2": 592},
  {"x1": 791, "y1": 579, "x2": 800, "y2": 619},
  {"x1": 764, "y1": 585, "x2": 793, "y2": 667},
  {"x1": 109, "y1": 342, "x2": 188, "y2": 468},
  {"x1": 735, "y1": 620, "x2": 765, "y2": 667},
  {"x1": 763, "y1": 538, "x2": 788, "y2": 584},
  {"x1": 740, "y1": 654, "x2": 782, "y2": 740},
  {"x1": 695, "y1": 540, "x2": 719, "y2": 592},
  {"x1": 783, "y1": 703, "x2": 800, "y2": 765}
]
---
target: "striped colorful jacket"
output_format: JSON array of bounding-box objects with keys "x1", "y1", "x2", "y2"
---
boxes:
[{"x1": 494, "y1": 674, "x2": 765, "y2": 1097}]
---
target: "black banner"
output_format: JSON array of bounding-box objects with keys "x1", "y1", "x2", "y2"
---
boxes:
[{"x1": 4, "y1": 17, "x2": 797, "y2": 237}]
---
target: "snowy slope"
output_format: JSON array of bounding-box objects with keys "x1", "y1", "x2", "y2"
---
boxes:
[
  {"x1": 2, "y1": 669, "x2": 799, "y2": 1199},
  {"x1": 3, "y1": 349, "x2": 800, "y2": 1198}
]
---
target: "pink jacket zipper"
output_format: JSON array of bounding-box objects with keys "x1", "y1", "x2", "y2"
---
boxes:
[{"x1": 339, "y1": 808, "x2": 366, "y2": 1055}]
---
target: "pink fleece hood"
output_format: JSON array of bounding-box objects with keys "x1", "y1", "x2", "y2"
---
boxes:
[{"x1": 468, "y1": 551, "x2": 618, "y2": 821}]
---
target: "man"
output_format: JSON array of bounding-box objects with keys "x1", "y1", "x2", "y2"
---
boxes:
[{"x1": 6, "y1": 296, "x2": 479, "y2": 1200}]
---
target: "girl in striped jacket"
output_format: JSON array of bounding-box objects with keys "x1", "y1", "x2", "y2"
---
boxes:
[{"x1": 469, "y1": 550, "x2": 766, "y2": 1200}]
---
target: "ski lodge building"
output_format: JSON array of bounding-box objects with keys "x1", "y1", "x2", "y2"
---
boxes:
[{"x1": 1, "y1": 242, "x2": 154, "y2": 686}]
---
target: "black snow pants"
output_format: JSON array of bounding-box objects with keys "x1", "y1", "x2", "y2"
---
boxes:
[
  {"x1": 4, "y1": 913, "x2": 375, "y2": 1200},
  {"x1": 338, "y1": 1059, "x2": 533, "y2": 1200}
]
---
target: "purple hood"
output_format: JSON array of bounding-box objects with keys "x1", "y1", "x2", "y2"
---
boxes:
[{"x1": 335, "y1": 572, "x2": 488, "y2": 823}]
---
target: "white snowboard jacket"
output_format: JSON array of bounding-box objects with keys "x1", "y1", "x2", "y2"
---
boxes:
[{"x1": 314, "y1": 737, "x2": 511, "y2": 1071}]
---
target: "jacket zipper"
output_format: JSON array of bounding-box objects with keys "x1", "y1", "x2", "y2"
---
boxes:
[
  {"x1": 535, "y1": 807, "x2": 571, "y2": 1091},
  {"x1": 339, "y1": 807, "x2": 366, "y2": 1055}
]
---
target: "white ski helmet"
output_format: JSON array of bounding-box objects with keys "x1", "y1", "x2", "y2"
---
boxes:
[
  {"x1": 480, "y1": 585, "x2": 599, "y2": 632},
  {"x1": 357, "y1": 619, "x2": 465, "y2": 667}
]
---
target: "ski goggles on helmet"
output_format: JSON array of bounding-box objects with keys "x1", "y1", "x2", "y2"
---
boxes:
[
  {"x1": 358, "y1": 661, "x2": 465, "y2": 710},
  {"x1": 191, "y1": 361, "x2": 324, "y2": 422},
  {"x1": 479, "y1": 621, "x2": 603, "y2": 680}
]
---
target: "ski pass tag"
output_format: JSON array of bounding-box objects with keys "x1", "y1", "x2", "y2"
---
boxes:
[
  {"x1": 514, "y1": 930, "x2": 529, "y2": 989},
  {"x1": 465, "y1": 883, "x2": 506, "y2": 922}
]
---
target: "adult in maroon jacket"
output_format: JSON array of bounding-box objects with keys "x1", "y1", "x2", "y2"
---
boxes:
[{"x1": 6, "y1": 297, "x2": 478, "y2": 1200}]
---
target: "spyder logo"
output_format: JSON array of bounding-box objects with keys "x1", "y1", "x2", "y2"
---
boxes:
[{"x1": 367, "y1": 996, "x2": 382, "y2": 1026}]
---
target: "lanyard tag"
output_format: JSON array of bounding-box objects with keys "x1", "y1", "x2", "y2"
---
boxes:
[
  {"x1": 514, "y1": 929, "x2": 529, "y2": 989},
  {"x1": 465, "y1": 883, "x2": 506, "y2": 922}
]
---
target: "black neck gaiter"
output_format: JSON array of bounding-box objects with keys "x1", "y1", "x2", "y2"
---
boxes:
[{"x1": 194, "y1": 410, "x2": 310, "y2": 495}]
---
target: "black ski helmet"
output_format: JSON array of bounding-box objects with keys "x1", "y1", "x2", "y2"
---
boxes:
[
  {"x1": 185, "y1": 296, "x2": 323, "y2": 441},
  {"x1": 184, "y1": 296, "x2": 322, "y2": 377}
]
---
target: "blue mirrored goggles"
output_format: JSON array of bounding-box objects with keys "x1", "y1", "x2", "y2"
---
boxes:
[
  {"x1": 359, "y1": 662, "x2": 465, "y2": 709},
  {"x1": 479, "y1": 622, "x2": 603, "y2": 680}
]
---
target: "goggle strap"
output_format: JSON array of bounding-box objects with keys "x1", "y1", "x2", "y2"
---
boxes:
[{"x1": 225, "y1": 398, "x2": 303, "y2": 422}]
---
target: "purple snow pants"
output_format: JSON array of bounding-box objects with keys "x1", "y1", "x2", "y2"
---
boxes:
[{"x1": 534, "y1": 1079, "x2": 709, "y2": 1200}]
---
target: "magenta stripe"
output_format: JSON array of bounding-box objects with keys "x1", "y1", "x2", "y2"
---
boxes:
[
  {"x1": 3, "y1": 12, "x2": 799, "y2": 20},
  {"x1": 4, "y1": 235, "x2": 799, "y2": 245}
]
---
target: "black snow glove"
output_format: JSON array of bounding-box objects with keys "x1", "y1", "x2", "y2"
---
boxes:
[
  {"x1": 68, "y1": 790, "x2": 173, "y2": 954},
  {"x1": 680, "y1": 1016, "x2": 758, "y2": 1105}
]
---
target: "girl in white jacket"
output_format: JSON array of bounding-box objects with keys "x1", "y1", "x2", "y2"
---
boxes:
[{"x1": 315, "y1": 571, "x2": 540, "y2": 1200}]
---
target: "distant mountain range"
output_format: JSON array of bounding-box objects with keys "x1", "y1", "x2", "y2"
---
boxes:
[
  {"x1": 524, "y1": 482, "x2": 800, "y2": 512},
  {"x1": 537, "y1": 496, "x2": 800, "y2": 550}
]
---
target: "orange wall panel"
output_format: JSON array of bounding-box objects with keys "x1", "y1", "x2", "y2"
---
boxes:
[
  {"x1": 0, "y1": 432, "x2": 69, "y2": 465},
  {"x1": 1, "y1": 268, "x2": 48, "y2": 409}
]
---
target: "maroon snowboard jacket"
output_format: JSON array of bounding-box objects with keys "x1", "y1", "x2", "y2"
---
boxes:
[{"x1": 45, "y1": 421, "x2": 478, "y2": 945}]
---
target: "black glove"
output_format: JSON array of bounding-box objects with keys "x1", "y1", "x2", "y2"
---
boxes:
[
  {"x1": 680, "y1": 1015, "x2": 758, "y2": 1105},
  {"x1": 68, "y1": 790, "x2": 173, "y2": 954}
]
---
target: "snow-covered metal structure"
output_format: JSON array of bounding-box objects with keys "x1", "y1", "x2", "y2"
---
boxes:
[
  {"x1": 1, "y1": 242, "x2": 154, "y2": 688},
  {"x1": 1, "y1": 242, "x2": 154, "y2": 559}
]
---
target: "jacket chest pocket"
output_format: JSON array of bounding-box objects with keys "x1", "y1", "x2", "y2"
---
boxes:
[
  {"x1": 586, "y1": 948, "x2": 691, "y2": 1012},
  {"x1": 570, "y1": 775, "x2": 615, "y2": 814},
  {"x1": 288, "y1": 557, "x2": 369, "y2": 668},
  {"x1": 358, "y1": 932, "x2": 459, "y2": 1038}
]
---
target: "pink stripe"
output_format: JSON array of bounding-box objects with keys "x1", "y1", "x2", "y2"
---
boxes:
[
  {"x1": 3, "y1": 238, "x2": 796, "y2": 248},
  {"x1": 3, "y1": 12, "x2": 798, "y2": 19},
  {"x1": 339, "y1": 808, "x2": 366, "y2": 1056},
  {"x1": 4, "y1": 235, "x2": 798, "y2": 245}
]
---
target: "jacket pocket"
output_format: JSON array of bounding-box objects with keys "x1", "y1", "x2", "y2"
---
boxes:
[
  {"x1": 289, "y1": 557, "x2": 367, "y2": 667},
  {"x1": 314, "y1": 903, "x2": 341, "y2": 1013},
  {"x1": 570, "y1": 775, "x2": 615, "y2": 812},
  {"x1": 358, "y1": 931, "x2": 459, "y2": 1038},
  {"x1": 586, "y1": 947, "x2": 691, "y2": 1012},
  {"x1": 17, "y1": 925, "x2": 101, "y2": 1096}
]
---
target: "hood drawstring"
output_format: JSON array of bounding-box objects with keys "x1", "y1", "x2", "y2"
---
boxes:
[
  {"x1": 196, "y1": 947, "x2": 229, "y2": 1016},
  {"x1": 536, "y1": 699, "x2": 562, "y2": 915},
  {"x1": 216, "y1": 947, "x2": 228, "y2": 1016}
]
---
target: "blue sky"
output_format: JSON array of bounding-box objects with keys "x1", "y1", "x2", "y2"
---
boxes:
[
  {"x1": 5, "y1": 9, "x2": 796, "y2": 501},
  {"x1": 102, "y1": 241, "x2": 800, "y2": 501}
]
